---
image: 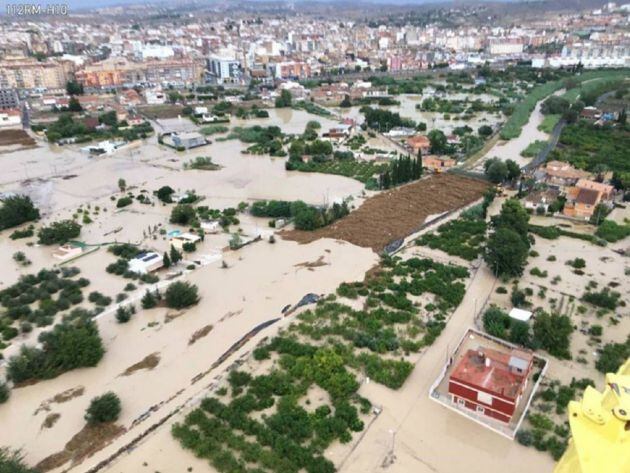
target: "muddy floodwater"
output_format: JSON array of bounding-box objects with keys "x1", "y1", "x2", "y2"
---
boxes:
[{"x1": 0, "y1": 102, "x2": 565, "y2": 473}]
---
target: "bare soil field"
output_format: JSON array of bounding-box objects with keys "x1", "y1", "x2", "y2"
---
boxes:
[
  {"x1": 137, "y1": 104, "x2": 186, "y2": 120},
  {"x1": 0, "y1": 129, "x2": 36, "y2": 147},
  {"x1": 282, "y1": 173, "x2": 489, "y2": 251}
]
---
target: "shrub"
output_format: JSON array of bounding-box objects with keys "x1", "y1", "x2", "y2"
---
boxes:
[
  {"x1": 595, "y1": 336, "x2": 630, "y2": 373},
  {"x1": 566, "y1": 258, "x2": 585, "y2": 269},
  {"x1": 533, "y1": 312, "x2": 573, "y2": 359},
  {"x1": 0, "y1": 381, "x2": 9, "y2": 404},
  {"x1": 6, "y1": 318, "x2": 104, "y2": 383},
  {"x1": 141, "y1": 290, "x2": 159, "y2": 309},
  {"x1": 115, "y1": 305, "x2": 135, "y2": 323},
  {"x1": 37, "y1": 220, "x2": 81, "y2": 245},
  {"x1": 164, "y1": 281, "x2": 200, "y2": 309},
  {"x1": 0, "y1": 448, "x2": 36, "y2": 472},
  {"x1": 182, "y1": 242, "x2": 196, "y2": 252},
  {"x1": 85, "y1": 392, "x2": 121, "y2": 424},
  {"x1": 116, "y1": 196, "x2": 133, "y2": 208},
  {"x1": 582, "y1": 288, "x2": 620, "y2": 310},
  {"x1": 595, "y1": 220, "x2": 630, "y2": 243}
]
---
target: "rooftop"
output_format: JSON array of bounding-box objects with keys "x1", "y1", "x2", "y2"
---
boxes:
[{"x1": 450, "y1": 347, "x2": 532, "y2": 400}]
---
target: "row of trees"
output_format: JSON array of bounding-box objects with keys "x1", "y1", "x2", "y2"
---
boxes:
[{"x1": 378, "y1": 154, "x2": 423, "y2": 189}]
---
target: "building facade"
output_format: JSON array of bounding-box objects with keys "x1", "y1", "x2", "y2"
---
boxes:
[{"x1": 448, "y1": 347, "x2": 533, "y2": 423}]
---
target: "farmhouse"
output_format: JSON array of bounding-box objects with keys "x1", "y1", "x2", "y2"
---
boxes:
[
  {"x1": 538, "y1": 160, "x2": 591, "y2": 188},
  {"x1": 172, "y1": 131, "x2": 207, "y2": 150},
  {"x1": 128, "y1": 252, "x2": 164, "y2": 274},
  {"x1": 524, "y1": 188, "x2": 560, "y2": 213},
  {"x1": 406, "y1": 134, "x2": 431, "y2": 155},
  {"x1": 563, "y1": 179, "x2": 615, "y2": 220},
  {"x1": 448, "y1": 346, "x2": 533, "y2": 423},
  {"x1": 422, "y1": 155, "x2": 455, "y2": 173},
  {"x1": 171, "y1": 232, "x2": 202, "y2": 250}
]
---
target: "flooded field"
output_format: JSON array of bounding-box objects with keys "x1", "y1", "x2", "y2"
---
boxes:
[
  {"x1": 0, "y1": 90, "x2": 594, "y2": 473},
  {"x1": 332, "y1": 93, "x2": 502, "y2": 135}
]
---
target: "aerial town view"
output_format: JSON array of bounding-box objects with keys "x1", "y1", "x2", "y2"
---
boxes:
[{"x1": 0, "y1": 0, "x2": 628, "y2": 472}]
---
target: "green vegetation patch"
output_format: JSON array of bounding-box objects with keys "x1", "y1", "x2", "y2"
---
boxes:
[
  {"x1": 171, "y1": 255, "x2": 469, "y2": 472},
  {"x1": 416, "y1": 215, "x2": 486, "y2": 261}
]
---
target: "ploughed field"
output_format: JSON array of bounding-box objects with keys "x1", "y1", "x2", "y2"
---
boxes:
[
  {"x1": 283, "y1": 173, "x2": 490, "y2": 251},
  {"x1": 0, "y1": 129, "x2": 35, "y2": 147}
]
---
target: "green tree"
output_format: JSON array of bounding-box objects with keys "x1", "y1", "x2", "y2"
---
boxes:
[
  {"x1": 505, "y1": 159, "x2": 521, "y2": 181},
  {"x1": 141, "y1": 290, "x2": 158, "y2": 309},
  {"x1": 37, "y1": 220, "x2": 81, "y2": 245},
  {"x1": 428, "y1": 129, "x2": 447, "y2": 154},
  {"x1": 0, "y1": 195, "x2": 40, "y2": 230},
  {"x1": 484, "y1": 227, "x2": 529, "y2": 277},
  {"x1": 66, "y1": 80, "x2": 84, "y2": 95},
  {"x1": 485, "y1": 159, "x2": 508, "y2": 183},
  {"x1": 478, "y1": 125, "x2": 493, "y2": 137},
  {"x1": 533, "y1": 312, "x2": 573, "y2": 359},
  {"x1": 275, "y1": 89, "x2": 292, "y2": 108},
  {"x1": 117, "y1": 178, "x2": 126, "y2": 192},
  {"x1": 7, "y1": 319, "x2": 104, "y2": 383},
  {"x1": 68, "y1": 96, "x2": 82, "y2": 112},
  {"x1": 85, "y1": 392, "x2": 121, "y2": 424},
  {"x1": 164, "y1": 281, "x2": 200, "y2": 309},
  {"x1": 155, "y1": 186, "x2": 175, "y2": 203},
  {"x1": 163, "y1": 251, "x2": 171, "y2": 268},
  {"x1": 170, "y1": 204, "x2": 196, "y2": 225},
  {"x1": 491, "y1": 199, "x2": 530, "y2": 243},
  {"x1": 169, "y1": 245, "x2": 182, "y2": 264},
  {"x1": 340, "y1": 95, "x2": 352, "y2": 107}
]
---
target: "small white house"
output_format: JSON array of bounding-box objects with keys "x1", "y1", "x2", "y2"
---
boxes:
[
  {"x1": 509, "y1": 308, "x2": 533, "y2": 323},
  {"x1": 53, "y1": 245, "x2": 83, "y2": 261},
  {"x1": 171, "y1": 232, "x2": 202, "y2": 250},
  {"x1": 128, "y1": 252, "x2": 164, "y2": 274},
  {"x1": 201, "y1": 221, "x2": 220, "y2": 234}
]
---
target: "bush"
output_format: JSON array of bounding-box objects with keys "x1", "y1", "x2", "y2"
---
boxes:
[
  {"x1": 0, "y1": 381, "x2": 9, "y2": 403},
  {"x1": 115, "y1": 305, "x2": 135, "y2": 323},
  {"x1": 38, "y1": 220, "x2": 81, "y2": 245},
  {"x1": 595, "y1": 220, "x2": 630, "y2": 243},
  {"x1": 141, "y1": 290, "x2": 160, "y2": 309},
  {"x1": 595, "y1": 336, "x2": 630, "y2": 373},
  {"x1": 6, "y1": 318, "x2": 104, "y2": 383},
  {"x1": 116, "y1": 196, "x2": 133, "y2": 208},
  {"x1": 0, "y1": 448, "x2": 37, "y2": 472},
  {"x1": 85, "y1": 392, "x2": 121, "y2": 424},
  {"x1": 164, "y1": 281, "x2": 200, "y2": 309},
  {"x1": 582, "y1": 288, "x2": 620, "y2": 310}
]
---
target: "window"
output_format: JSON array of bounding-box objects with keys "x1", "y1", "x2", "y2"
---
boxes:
[
  {"x1": 456, "y1": 397, "x2": 465, "y2": 406},
  {"x1": 476, "y1": 405, "x2": 485, "y2": 414}
]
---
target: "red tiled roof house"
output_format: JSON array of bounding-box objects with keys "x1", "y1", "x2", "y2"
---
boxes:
[{"x1": 448, "y1": 347, "x2": 533, "y2": 423}]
